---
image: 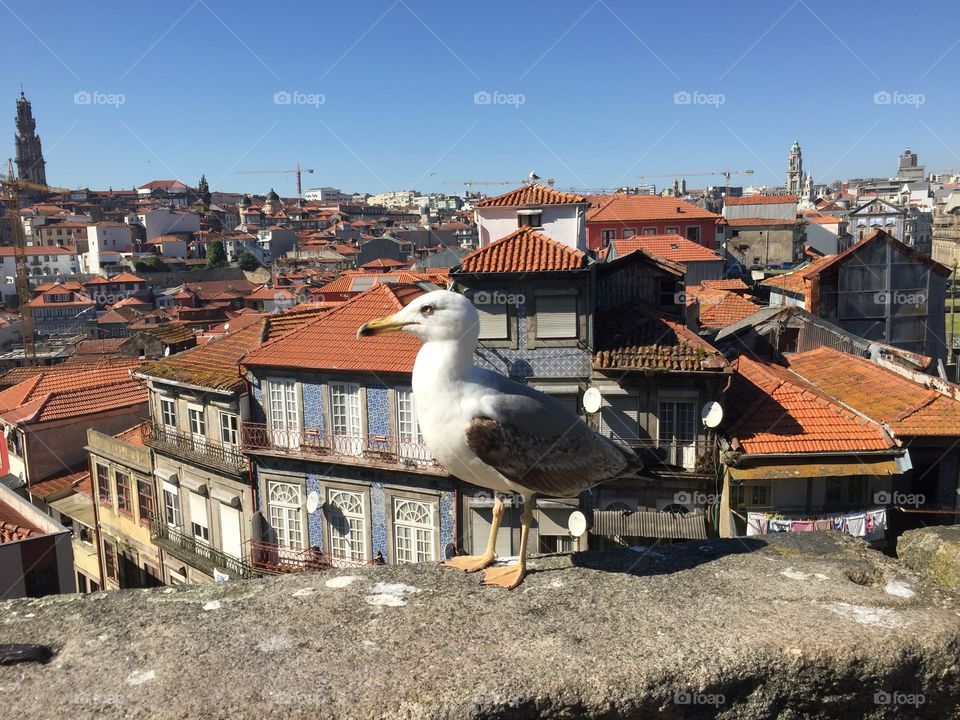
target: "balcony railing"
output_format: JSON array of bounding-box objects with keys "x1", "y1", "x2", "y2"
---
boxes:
[
  {"x1": 607, "y1": 436, "x2": 715, "y2": 473},
  {"x1": 240, "y1": 423, "x2": 446, "y2": 475},
  {"x1": 143, "y1": 421, "x2": 247, "y2": 476},
  {"x1": 151, "y1": 522, "x2": 257, "y2": 580},
  {"x1": 248, "y1": 539, "x2": 377, "y2": 575}
]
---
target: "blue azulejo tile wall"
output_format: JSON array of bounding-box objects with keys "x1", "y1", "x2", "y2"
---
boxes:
[
  {"x1": 366, "y1": 386, "x2": 389, "y2": 437},
  {"x1": 302, "y1": 382, "x2": 325, "y2": 432},
  {"x1": 306, "y1": 472, "x2": 324, "y2": 550}
]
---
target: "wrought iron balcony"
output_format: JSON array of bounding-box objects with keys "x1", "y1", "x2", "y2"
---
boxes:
[
  {"x1": 248, "y1": 539, "x2": 376, "y2": 575},
  {"x1": 240, "y1": 423, "x2": 446, "y2": 475},
  {"x1": 151, "y1": 522, "x2": 257, "y2": 580},
  {"x1": 143, "y1": 421, "x2": 247, "y2": 477},
  {"x1": 607, "y1": 436, "x2": 715, "y2": 474}
]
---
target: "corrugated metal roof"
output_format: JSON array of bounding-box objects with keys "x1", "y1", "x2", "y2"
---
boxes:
[{"x1": 590, "y1": 509, "x2": 708, "y2": 539}]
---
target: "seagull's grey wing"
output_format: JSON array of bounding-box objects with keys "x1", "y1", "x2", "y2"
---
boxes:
[{"x1": 463, "y1": 371, "x2": 641, "y2": 497}]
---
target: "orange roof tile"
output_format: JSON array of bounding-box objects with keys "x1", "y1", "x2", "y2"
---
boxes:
[
  {"x1": 725, "y1": 356, "x2": 895, "y2": 454},
  {"x1": 476, "y1": 184, "x2": 586, "y2": 208},
  {"x1": 587, "y1": 195, "x2": 720, "y2": 223},
  {"x1": 611, "y1": 234, "x2": 722, "y2": 263},
  {"x1": 786, "y1": 347, "x2": 960, "y2": 437},
  {"x1": 115, "y1": 422, "x2": 147, "y2": 446},
  {"x1": 458, "y1": 227, "x2": 587, "y2": 274},
  {"x1": 761, "y1": 255, "x2": 836, "y2": 294},
  {"x1": 27, "y1": 467, "x2": 90, "y2": 500},
  {"x1": 724, "y1": 194, "x2": 797, "y2": 206},
  {"x1": 696, "y1": 289, "x2": 761, "y2": 329},
  {"x1": 700, "y1": 278, "x2": 748, "y2": 291},
  {"x1": 724, "y1": 217, "x2": 802, "y2": 227},
  {"x1": 242, "y1": 283, "x2": 425, "y2": 373}
]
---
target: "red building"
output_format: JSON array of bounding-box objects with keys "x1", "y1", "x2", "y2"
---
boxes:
[{"x1": 586, "y1": 195, "x2": 722, "y2": 251}]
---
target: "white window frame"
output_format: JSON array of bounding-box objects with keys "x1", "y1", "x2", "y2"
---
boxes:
[
  {"x1": 327, "y1": 488, "x2": 366, "y2": 563},
  {"x1": 187, "y1": 403, "x2": 206, "y2": 440},
  {"x1": 268, "y1": 481, "x2": 304, "y2": 551},
  {"x1": 622, "y1": 228, "x2": 637, "y2": 238},
  {"x1": 330, "y1": 383, "x2": 362, "y2": 456},
  {"x1": 396, "y1": 388, "x2": 426, "y2": 460},
  {"x1": 219, "y1": 411, "x2": 238, "y2": 446},
  {"x1": 476, "y1": 303, "x2": 509, "y2": 340},
  {"x1": 685, "y1": 225, "x2": 701, "y2": 243},
  {"x1": 665, "y1": 226, "x2": 680, "y2": 234},
  {"x1": 160, "y1": 397, "x2": 176, "y2": 429},
  {"x1": 641, "y1": 227, "x2": 657, "y2": 236},
  {"x1": 162, "y1": 481, "x2": 181, "y2": 528},
  {"x1": 657, "y1": 397, "x2": 698, "y2": 469},
  {"x1": 393, "y1": 498, "x2": 435, "y2": 564},
  {"x1": 268, "y1": 379, "x2": 300, "y2": 449},
  {"x1": 189, "y1": 492, "x2": 209, "y2": 545}
]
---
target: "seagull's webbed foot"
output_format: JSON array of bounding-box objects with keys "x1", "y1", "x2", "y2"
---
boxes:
[
  {"x1": 443, "y1": 554, "x2": 495, "y2": 573},
  {"x1": 481, "y1": 564, "x2": 525, "y2": 589}
]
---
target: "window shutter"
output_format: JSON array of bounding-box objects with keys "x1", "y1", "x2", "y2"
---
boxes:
[
  {"x1": 600, "y1": 395, "x2": 638, "y2": 441},
  {"x1": 219, "y1": 504, "x2": 242, "y2": 559},
  {"x1": 477, "y1": 304, "x2": 508, "y2": 339},
  {"x1": 536, "y1": 296, "x2": 577, "y2": 339},
  {"x1": 189, "y1": 492, "x2": 208, "y2": 530}
]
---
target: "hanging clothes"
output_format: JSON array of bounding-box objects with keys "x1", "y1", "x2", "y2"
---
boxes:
[
  {"x1": 865, "y1": 508, "x2": 887, "y2": 540},
  {"x1": 832, "y1": 516, "x2": 848, "y2": 533},
  {"x1": 746, "y1": 512, "x2": 768, "y2": 536},
  {"x1": 768, "y1": 518, "x2": 792, "y2": 533},
  {"x1": 846, "y1": 513, "x2": 867, "y2": 538},
  {"x1": 813, "y1": 519, "x2": 832, "y2": 532},
  {"x1": 791, "y1": 520, "x2": 814, "y2": 532}
]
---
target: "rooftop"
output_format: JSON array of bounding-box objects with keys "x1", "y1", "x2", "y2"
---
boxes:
[
  {"x1": 695, "y1": 289, "x2": 762, "y2": 329},
  {"x1": 457, "y1": 227, "x2": 588, "y2": 274},
  {"x1": 786, "y1": 347, "x2": 960, "y2": 437},
  {"x1": 242, "y1": 284, "x2": 424, "y2": 374},
  {"x1": 724, "y1": 194, "x2": 798, "y2": 206},
  {"x1": 475, "y1": 184, "x2": 587, "y2": 208},
  {"x1": 587, "y1": 195, "x2": 720, "y2": 223},
  {"x1": 725, "y1": 356, "x2": 896, "y2": 454},
  {"x1": 610, "y1": 234, "x2": 722, "y2": 263}
]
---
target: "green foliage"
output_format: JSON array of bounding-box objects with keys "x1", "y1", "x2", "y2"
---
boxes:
[
  {"x1": 206, "y1": 239, "x2": 228, "y2": 269},
  {"x1": 237, "y1": 251, "x2": 261, "y2": 271},
  {"x1": 133, "y1": 255, "x2": 168, "y2": 273}
]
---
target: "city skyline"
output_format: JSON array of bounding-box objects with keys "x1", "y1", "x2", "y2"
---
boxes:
[{"x1": 3, "y1": 0, "x2": 960, "y2": 196}]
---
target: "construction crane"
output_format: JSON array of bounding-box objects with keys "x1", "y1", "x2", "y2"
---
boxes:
[
  {"x1": 443, "y1": 173, "x2": 557, "y2": 191},
  {"x1": 0, "y1": 162, "x2": 69, "y2": 366},
  {"x1": 637, "y1": 169, "x2": 754, "y2": 195},
  {"x1": 238, "y1": 163, "x2": 314, "y2": 197}
]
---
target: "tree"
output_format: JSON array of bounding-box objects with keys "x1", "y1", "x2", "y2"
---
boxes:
[
  {"x1": 237, "y1": 251, "x2": 261, "y2": 271},
  {"x1": 206, "y1": 239, "x2": 228, "y2": 269},
  {"x1": 133, "y1": 255, "x2": 168, "y2": 273},
  {"x1": 197, "y1": 174, "x2": 211, "y2": 207}
]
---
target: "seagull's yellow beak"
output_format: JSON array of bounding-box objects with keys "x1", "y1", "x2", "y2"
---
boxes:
[{"x1": 357, "y1": 313, "x2": 408, "y2": 338}]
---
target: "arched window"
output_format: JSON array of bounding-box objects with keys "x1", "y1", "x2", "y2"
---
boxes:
[
  {"x1": 393, "y1": 499, "x2": 434, "y2": 564},
  {"x1": 327, "y1": 489, "x2": 365, "y2": 562},
  {"x1": 268, "y1": 482, "x2": 303, "y2": 550}
]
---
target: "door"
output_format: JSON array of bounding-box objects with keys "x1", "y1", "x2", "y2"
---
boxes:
[
  {"x1": 268, "y1": 481, "x2": 304, "y2": 562},
  {"x1": 330, "y1": 384, "x2": 362, "y2": 456},
  {"x1": 268, "y1": 379, "x2": 300, "y2": 449},
  {"x1": 658, "y1": 399, "x2": 697, "y2": 469},
  {"x1": 396, "y1": 389, "x2": 426, "y2": 460}
]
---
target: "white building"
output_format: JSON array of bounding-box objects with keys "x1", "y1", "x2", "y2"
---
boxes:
[
  {"x1": 0, "y1": 246, "x2": 79, "y2": 282},
  {"x1": 256, "y1": 227, "x2": 298, "y2": 263},
  {"x1": 304, "y1": 187, "x2": 353, "y2": 203},
  {"x1": 132, "y1": 208, "x2": 200, "y2": 240},
  {"x1": 474, "y1": 184, "x2": 589, "y2": 252},
  {"x1": 366, "y1": 190, "x2": 419, "y2": 209},
  {"x1": 83, "y1": 222, "x2": 133, "y2": 274}
]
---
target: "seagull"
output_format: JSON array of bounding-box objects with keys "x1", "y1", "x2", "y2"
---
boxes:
[{"x1": 358, "y1": 290, "x2": 643, "y2": 589}]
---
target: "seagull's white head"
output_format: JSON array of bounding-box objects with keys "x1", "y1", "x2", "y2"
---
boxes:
[{"x1": 357, "y1": 289, "x2": 480, "y2": 344}]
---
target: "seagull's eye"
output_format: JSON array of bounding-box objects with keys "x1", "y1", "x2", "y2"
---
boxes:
[{"x1": 421, "y1": 304, "x2": 434, "y2": 316}]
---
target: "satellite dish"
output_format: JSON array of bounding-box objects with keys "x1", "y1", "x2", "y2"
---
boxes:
[
  {"x1": 582, "y1": 387, "x2": 602, "y2": 414},
  {"x1": 568, "y1": 510, "x2": 588, "y2": 538},
  {"x1": 306, "y1": 491, "x2": 319, "y2": 513},
  {"x1": 164, "y1": 346, "x2": 171, "y2": 357},
  {"x1": 223, "y1": 322, "x2": 230, "y2": 332},
  {"x1": 701, "y1": 401, "x2": 723, "y2": 428}
]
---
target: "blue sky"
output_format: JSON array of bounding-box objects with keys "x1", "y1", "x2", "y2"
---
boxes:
[{"x1": 3, "y1": 0, "x2": 959, "y2": 197}]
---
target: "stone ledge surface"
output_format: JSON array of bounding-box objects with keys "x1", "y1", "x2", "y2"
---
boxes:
[{"x1": 1, "y1": 532, "x2": 959, "y2": 719}]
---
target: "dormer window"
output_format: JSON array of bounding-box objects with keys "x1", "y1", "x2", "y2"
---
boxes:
[{"x1": 517, "y1": 209, "x2": 542, "y2": 229}]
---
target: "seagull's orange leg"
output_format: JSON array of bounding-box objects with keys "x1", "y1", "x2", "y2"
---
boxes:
[
  {"x1": 482, "y1": 495, "x2": 532, "y2": 590},
  {"x1": 444, "y1": 494, "x2": 503, "y2": 573}
]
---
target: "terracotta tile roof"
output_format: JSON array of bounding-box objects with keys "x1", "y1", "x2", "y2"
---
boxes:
[
  {"x1": 724, "y1": 217, "x2": 803, "y2": 227},
  {"x1": 0, "y1": 498, "x2": 42, "y2": 543},
  {"x1": 74, "y1": 338, "x2": 126, "y2": 355},
  {"x1": 587, "y1": 195, "x2": 720, "y2": 222},
  {"x1": 115, "y1": 422, "x2": 147, "y2": 446},
  {"x1": 0, "y1": 246, "x2": 76, "y2": 256},
  {"x1": 592, "y1": 305, "x2": 729, "y2": 372},
  {"x1": 27, "y1": 467, "x2": 90, "y2": 500},
  {"x1": 761, "y1": 255, "x2": 836, "y2": 294},
  {"x1": 317, "y1": 271, "x2": 436, "y2": 293},
  {"x1": 134, "y1": 322, "x2": 196, "y2": 344},
  {"x1": 476, "y1": 184, "x2": 586, "y2": 208},
  {"x1": 0, "y1": 366, "x2": 47, "y2": 389},
  {"x1": 242, "y1": 283, "x2": 425, "y2": 373},
  {"x1": 458, "y1": 227, "x2": 587, "y2": 274},
  {"x1": 263, "y1": 304, "x2": 333, "y2": 340},
  {"x1": 0, "y1": 362, "x2": 146, "y2": 425},
  {"x1": 725, "y1": 356, "x2": 895, "y2": 454},
  {"x1": 361, "y1": 258, "x2": 409, "y2": 269},
  {"x1": 700, "y1": 278, "x2": 748, "y2": 291},
  {"x1": 137, "y1": 321, "x2": 265, "y2": 391},
  {"x1": 207, "y1": 312, "x2": 268, "y2": 335},
  {"x1": 696, "y1": 289, "x2": 761, "y2": 329},
  {"x1": 798, "y1": 229, "x2": 950, "y2": 280},
  {"x1": 786, "y1": 347, "x2": 960, "y2": 437},
  {"x1": 724, "y1": 194, "x2": 797, "y2": 206},
  {"x1": 611, "y1": 234, "x2": 722, "y2": 263}
]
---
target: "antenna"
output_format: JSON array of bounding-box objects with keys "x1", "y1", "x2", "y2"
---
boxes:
[{"x1": 701, "y1": 401, "x2": 723, "y2": 428}]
